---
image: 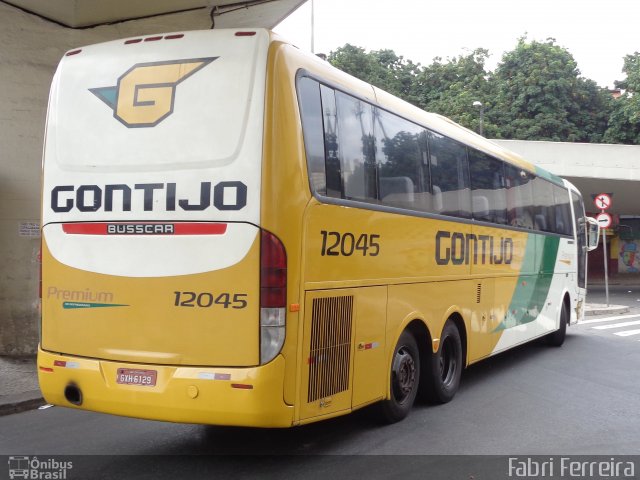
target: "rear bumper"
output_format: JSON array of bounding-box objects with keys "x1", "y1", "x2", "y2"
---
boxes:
[{"x1": 37, "y1": 348, "x2": 294, "y2": 427}]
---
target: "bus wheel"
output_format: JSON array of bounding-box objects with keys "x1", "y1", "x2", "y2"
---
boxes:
[
  {"x1": 378, "y1": 330, "x2": 420, "y2": 424},
  {"x1": 420, "y1": 320, "x2": 462, "y2": 404},
  {"x1": 546, "y1": 300, "x2": 568, "y2": 347}
]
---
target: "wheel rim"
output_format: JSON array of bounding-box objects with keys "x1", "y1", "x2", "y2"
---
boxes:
[
  {"x1": 439, "y1": 336, "x2": 458, "y2": 387},
  {"x1": 392, "y1": 346, "x2": 417, "y2": 404}
]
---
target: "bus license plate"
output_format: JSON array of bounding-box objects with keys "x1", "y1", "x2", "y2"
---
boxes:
[{"x1": 116, "y1": 368, "x2": 157, "y2": 387}]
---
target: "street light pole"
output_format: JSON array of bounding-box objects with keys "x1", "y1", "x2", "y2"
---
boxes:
[
  {"x1": 473, "y1": 101, "x2": 484, "y2": 136},
  {"x1": 310, "y1": 0, "x2": 315, "y2": 54}
]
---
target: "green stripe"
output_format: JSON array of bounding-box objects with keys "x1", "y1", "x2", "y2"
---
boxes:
[
  {"x1": 63, "y1": 302, "x2": 128, "y2": 309},
  {"x1": 494, "y1": 234, "x2": 560, "y2": 331},
  {"x1": 534, "y1": 165, "x2": 564, "y2": 185}
]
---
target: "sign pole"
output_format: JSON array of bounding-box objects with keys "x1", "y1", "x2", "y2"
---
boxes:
[
  {"x1": 594, "y1": 194, "x2": 612, "y2": 307},
  {"x1": 603, "y1": 226, "x2": 609, "y2": 307}
]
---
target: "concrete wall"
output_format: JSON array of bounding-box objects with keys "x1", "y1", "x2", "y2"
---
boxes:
[{"x1": 0, "y1": 3, "x2": 211, "y2": 354}]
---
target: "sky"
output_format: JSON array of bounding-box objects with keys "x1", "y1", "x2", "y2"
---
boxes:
[{"x1": 274, "y1": 0, "x2": 640, "y2": 89}]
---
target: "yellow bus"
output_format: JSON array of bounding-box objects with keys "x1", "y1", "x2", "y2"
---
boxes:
[{"x1": 38, "y1": 28, "x2": 599, "y2": 427}]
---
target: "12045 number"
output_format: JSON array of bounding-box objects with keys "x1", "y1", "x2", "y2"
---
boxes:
[
  {"x1": 174, "y1": 292, "x2": 248, "y2": 309},
  {"x1": 320, "y1": 231, "x2": 380, "y2": 257}
]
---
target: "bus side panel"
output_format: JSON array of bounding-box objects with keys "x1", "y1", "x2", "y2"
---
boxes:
[
  {"x1": 491, "y1": 234, "x2": 568, "y2": 354},
  {"x1": 467, "y1": 225, "x2": 530, "y2": 362}
]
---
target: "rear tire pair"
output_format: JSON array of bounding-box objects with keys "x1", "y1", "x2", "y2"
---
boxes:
[{"x1": 379, "y1": 321, "x2": 463, "y2": 424}]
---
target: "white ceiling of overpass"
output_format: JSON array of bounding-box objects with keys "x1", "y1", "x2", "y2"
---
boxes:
[{"x1": 4, "y1": 0, "x2": 306, "y2": 28}]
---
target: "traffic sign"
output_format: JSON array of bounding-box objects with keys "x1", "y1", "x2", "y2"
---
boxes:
[
  {"x1": 594, "y1": 193, "x2": 612, "y2": 211},
  {"x1": 596, "y1": 212, "x2": 612, "y2": 229}
]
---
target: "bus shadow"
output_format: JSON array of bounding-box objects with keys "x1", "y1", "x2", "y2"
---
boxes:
[
  {"x1": 456, "y1": 332, "x2": 579, "y2": 393},
  {"x1": 136, "y1": 333, "x2": 577, "y2": 458},
  {"x1": 168, "y1": 407, "x2": 379, "y2": 455}
]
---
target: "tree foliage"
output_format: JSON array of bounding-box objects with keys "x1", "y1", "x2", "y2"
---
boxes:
[
  {"x1": 492, "y1": 38, "x2": 610, "y2": 142},
  {"x1": 603, "y1": 52, "x2": 640, "y2": 144},
  {"x1": 327, "y1": 38, "x2": 640, "y2": 145},
  {"x1": 328, "y1": 45, "x2": 421, "y2": 104},
  {"x1": 414, "y1": 49, "x2": 500, "y2": 137}
]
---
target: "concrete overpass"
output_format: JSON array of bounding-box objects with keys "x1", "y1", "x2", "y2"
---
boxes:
[{"x1": 3, "y1": 0, "x2": 306, "y2": 28}]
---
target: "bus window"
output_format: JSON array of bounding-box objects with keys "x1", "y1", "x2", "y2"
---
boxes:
[
  {"x1": 553, "y1": 184, "x2": 572, "y2": 236},
  {"x1": 335, "y1": 91, "x2": 378, "y2": 203},
  {"x1": 320, "y1": 85, "x2": 342, "y2": 198},
  {"x1": 504, "y1": 165, "x2": 534, "y2": 229},
  {"x1": 375, "y1": 109, "x2": 429, "y2": 212},
  {"x1": 468, "y1": 149, "x2": 507, "y2": 224},
  {"x1": 571, "y1": 190, "x2": 587, "y2": 288},
  {"x1": 532, "y1": 177, "x2": 556, "y2": 233},
  {"x1": 297, "y1": 77, "x2": 327, "y2": 195},
  {"x1": 428, "y1": 131, "x2": 471, "y2": 218}
]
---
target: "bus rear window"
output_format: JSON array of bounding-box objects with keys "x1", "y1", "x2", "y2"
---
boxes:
[{"x1": 49, "y1": 32, "x2": 266, "y2": 169}]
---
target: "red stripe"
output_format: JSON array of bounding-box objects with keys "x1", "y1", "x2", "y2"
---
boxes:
[
  {"x1": 173, "y1": 223, "x2": 227, "y2": 235},
  {"x1": 62, "y1": 223, "x2": 228, "y2": 235},
  {"x1": 63, "y1": 223, "x2": 107, "y2": 234}
]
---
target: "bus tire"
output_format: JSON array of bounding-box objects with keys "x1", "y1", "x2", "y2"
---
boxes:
[
  {"x1": 420, "y1": 320, "x2": 462, "y2": 404},
  {"x1": 546, "y1": 300, "x2": 568, "y2": 347},
  {"x1": 378, "y1": 330, "x2": 420, "y2": 424}
]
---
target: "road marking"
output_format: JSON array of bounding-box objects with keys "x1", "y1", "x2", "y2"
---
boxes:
[
  {"x1": 614, "y1": 329, "x2": 640, "y2": 337},
  {"x1": 592, "y1": 319, "x2": 640, "y2": 330},
  {"x1": 580, "y1": 314, "x2": 640, "y2": 325}
]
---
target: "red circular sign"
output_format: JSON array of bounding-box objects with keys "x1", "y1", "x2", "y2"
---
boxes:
[
  {"x1": 596, "y1": 212, "x2": 612, "y2": 228},
  {"x1": 594, "y1": 193, "x2": 612, "y2": 210}
]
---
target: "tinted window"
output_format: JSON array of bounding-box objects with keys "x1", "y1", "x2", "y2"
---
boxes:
[
  {"x1": 469, "y1": 150, "x2": 507, "y2": 224},
  {"x1": 320, "y1": 85, "x2": 342, "y2": 198},
  {"x1": 297, "y1": 77, "x2": 326, "y2": 195},
  {"x1": 428, "y1": 131, "x2": 471, "y2": 218},
  {"x1": 571, "y1": 191, "x2": 586, "y2": 288},
  {"x1": 298, "y1": 78, "x2": 570, "y2": 236},
  {"x1": 376, "y1": 109, "x2": 430, "y2": 212},
  {"x1": 553, "y1": 184, "x2": 572, "y2": 235},
  {"x1": 532, "y1": 177, "x2": 556, "y2": 233},
  {"x1": 504, "y1": 165, "x2": 534, "y2": 229},
  {"x1": 335, "y1": 92, "x2": 378, "y2": 203}
]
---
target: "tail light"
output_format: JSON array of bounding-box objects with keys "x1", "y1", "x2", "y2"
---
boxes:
[{"x1": 260, "y1": 230, "x2": 286, "y2": 364}]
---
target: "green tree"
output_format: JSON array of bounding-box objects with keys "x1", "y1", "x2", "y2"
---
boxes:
[
  {"x1": 603, "y1": 52, "x2": 640, "y2": 144},
  {"x1": 328, "y1": 45, "x2": 421, "y2": 104},
  {"x1": 493, "y1": 37, "x2": 611, "y2": 142},
  {"x1": 414, "y1": 49, "x2": 499, "y2": 137}
]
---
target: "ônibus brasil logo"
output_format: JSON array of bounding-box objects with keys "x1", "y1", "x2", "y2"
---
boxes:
[
  {"x1": 8, "y1": 456, "x2": 73, "y2": 479},
  {"x1": 89, "y1": 57, "x2": 217, "y2": 128}
]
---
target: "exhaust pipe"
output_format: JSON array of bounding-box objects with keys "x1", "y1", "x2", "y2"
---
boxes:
[{"x1": 64, "y1": 384, "x2": 83, "y2": 406}]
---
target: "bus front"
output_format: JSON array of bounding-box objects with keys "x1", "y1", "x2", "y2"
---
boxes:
[{"x1": 38, "y1": 29, "x2": 293, "y2": 427}]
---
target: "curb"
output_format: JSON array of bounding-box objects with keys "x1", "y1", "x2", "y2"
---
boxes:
[
  {"x1": 0, "y1": 391, "x2": 45, "y2": 416},
  {"x1": 584, "y1": 305, "x2": 630, "y2": 316}
]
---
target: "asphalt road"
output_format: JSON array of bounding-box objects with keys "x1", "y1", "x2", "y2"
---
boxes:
[{"x1": 1, "y1": 284, "x2": 639, "y2": 478}]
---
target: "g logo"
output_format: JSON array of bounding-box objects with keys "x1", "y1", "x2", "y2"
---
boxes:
[{"x1": 90, "y1": 57, "x2": 217, "y2": 128}]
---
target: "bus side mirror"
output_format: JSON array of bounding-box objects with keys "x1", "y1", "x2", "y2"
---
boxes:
[{"x1": 586, "y1": 216, "x2": 599, "y2": 251}]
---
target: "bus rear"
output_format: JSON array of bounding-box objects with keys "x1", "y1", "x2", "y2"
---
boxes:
[{"x1": 38, "y1": 29, "x2": 293, "y2": 426}]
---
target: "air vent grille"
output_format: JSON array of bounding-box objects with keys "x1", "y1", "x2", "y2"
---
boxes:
[{"x1": 307, "y1": 295, "x2": 353, "y2": 403}]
